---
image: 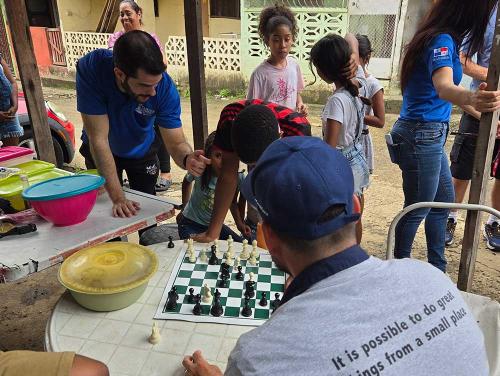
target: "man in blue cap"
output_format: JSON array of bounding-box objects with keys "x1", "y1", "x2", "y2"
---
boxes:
[{"x1": 182, "y1": 137, "x2": 488, "y2": 375}]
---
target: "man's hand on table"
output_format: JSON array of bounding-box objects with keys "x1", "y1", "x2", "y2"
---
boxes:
[
  {"x1": 186, "y1": 151, "x2": 211, "y2": 177},
  {"x1": 112, "y1": 196, "x2": 141, "y2": 218},
  {"x1": 183, "y1": 351, "x2": 223, "y2": 376},
  {"x1": 191, "y1": 231, "x2": 218, "y2": 243}
]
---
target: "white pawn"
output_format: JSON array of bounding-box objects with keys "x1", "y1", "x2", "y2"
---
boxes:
[
  {"x1": 199, "y1": 248, "x2": 208, "y2": 263},
  {"x1": 252, "y1": 239, "x2": 258, "y2": 253},
  {"x1": 189, "y1": 249, "x2": 196, "y2": 263},
  {"x1": 248, "y1": 272, "x2": 255, "y2": 282},
  {"x1": 202, "y1": 283, "x2": 213, "y2": 304},
  {"x1": 233, "y1": 256, "x2": 240, "y2": 268},
  {"x1": 248, "y1": 251, "x2": 258, "y2": 266},
  {"x1": 240, "y1": 239, "x2": 250, "y2": 260},
  {"x1": 148, "y1": 322, "x2": 161, "y2": 345}
]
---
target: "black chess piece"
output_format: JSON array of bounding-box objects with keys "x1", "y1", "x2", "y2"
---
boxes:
[
  {"x1": 188, "y1": 288, "x2": 195, "y2": 303},
  {"x1": 220, "y1": 262, "x2": 230, "y2": 277},
  {"x1": 164, "y1": 286, "x2": 179, "y2": 311},
  {"x1": 193, "y1": 294, "x2": 202, "y2": 315},
  {"x1": 241, "y1": 296, "x2": 252, "y2": 317},
  {"x1": 245, "y1": 280, "x2": 255, "y2": 298},
  {"x1": 208, "y1": 246, "x2": 219, "y2": 265},
  {"x1": 236, "y1": 265, "x2": 244, "y2": 281},
  {"x1": 210, "y1": 292, "x2": 223, "y2": 317},
  {"x1": 271, "y1": 293, "x2": 281, "y2": 310},
  {"x1": 259, "y1": 292, "x2": 267, "y2": 307},
  {"x1": 219, "y1": 273, "x2": 229, "y2": 288},
  {"x1": 167, "y1": 236, "x2": 175, "y2": 248}
]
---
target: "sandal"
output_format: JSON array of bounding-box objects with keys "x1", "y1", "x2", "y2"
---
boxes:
[{"x1": 155, "y1": 177, "x2": 172, "y2": 192}]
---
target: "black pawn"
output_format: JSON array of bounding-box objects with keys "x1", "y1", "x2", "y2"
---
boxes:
[
  {"x1": 188, "y1": 288, "x2": 195, "y2": 303},
  {"x1": 167, "y1": 236, "x2": 175, "y2": 248},
  {"x1": 272, "y1": 293, "x2": 281, "y2": 310},
  {"x1": 259, "y1": 292, "x2": 267, "y2": 307},
  {"x1": 193, "y1": 294, "x2": 202, "y2": 315},
  {"x1": 241, "y1": 296, "x2": 252, "y2": 317},
  {"x1": 236, "y1": 265, "x2": 244, "y2": 281}
]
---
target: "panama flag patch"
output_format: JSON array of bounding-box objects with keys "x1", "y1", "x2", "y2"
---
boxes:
[{"x1": 433, "y1": 47, "x2": 449, "y2": 58}]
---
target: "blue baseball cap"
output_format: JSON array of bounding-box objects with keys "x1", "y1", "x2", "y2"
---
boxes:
[{"x1": 241, "y1": 136, "x2": 359, "y2": 240}]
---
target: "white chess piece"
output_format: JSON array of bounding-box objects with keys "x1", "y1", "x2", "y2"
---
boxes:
[
  {"x1": 248, "y1": 251, "x2": 258, "y2": 266},
  {"x1": 189, "y1": 249, "x2": 196, "y2": 263},
  {"x1": 248, "y1": 272, "x2": 255, "y2": 282},
  {"x1": 148, "y1": 322, "x2": 161, "y2": 345},
  {"x1": 233, "y1": 256, "x2": 240, "y2": 268},
  {"x1": 240, "y1": 239, "x2": 250, "y2": 260},
  {"x1": 200, "y1": 248, "x2": 208, "y2": 262},
  {"x1": 202, "y1": 283, "x2": 213, "y2": 304}
]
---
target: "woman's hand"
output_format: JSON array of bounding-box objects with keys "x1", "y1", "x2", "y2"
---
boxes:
[
  {"x1": 0, "y1": 111, "x2": 14, "y2": 122},
  {"x1": 470, "y1": 82, "x2": 500, "y2": 113}
]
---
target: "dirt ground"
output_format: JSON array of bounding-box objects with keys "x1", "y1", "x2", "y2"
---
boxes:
[{"x1": 1, "y1": 87, "x2": 498, "y2": 352}]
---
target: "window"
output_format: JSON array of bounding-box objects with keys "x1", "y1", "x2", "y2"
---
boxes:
[{"x1": 210, "y1": 0, "x2": 240, "y2": 19}]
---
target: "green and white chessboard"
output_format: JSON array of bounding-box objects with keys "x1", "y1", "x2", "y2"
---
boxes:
[{"x1": 154, "y1": 241, "x2": 286, "y2": 326}]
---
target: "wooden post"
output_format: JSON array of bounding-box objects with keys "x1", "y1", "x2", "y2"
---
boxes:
[
  {"x1": 184, "y1": 0, "x2": 208, "y2": 150},
  {"x1": 457, "y1": 9, "x2": 500, "y2": 291},
  {"x1": 4, "y1": 0, "x2": 56, "y2": 164}
]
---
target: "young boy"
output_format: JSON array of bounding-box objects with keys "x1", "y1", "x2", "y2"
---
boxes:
[{"x1": 191, "y1": 99, "x2": 311, "y2": 243}]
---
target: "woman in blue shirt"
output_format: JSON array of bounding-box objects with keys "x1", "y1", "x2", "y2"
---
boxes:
[{"x1": 389, "y1": 0, "x2": 500, "y2": 272}]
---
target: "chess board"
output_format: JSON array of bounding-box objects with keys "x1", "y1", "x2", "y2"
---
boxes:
[{"x1": 154, "y1": 241, "x2": 286, "y2": 326}]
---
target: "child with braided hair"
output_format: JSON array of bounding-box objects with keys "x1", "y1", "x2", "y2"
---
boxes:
[{"x1": 310, "y1": 33, "x2": 371, "y2": 242}]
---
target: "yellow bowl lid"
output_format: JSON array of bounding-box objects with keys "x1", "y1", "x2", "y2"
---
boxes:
[{"x1": 59, "y1": 242, "x2": 158, "y2": 294}]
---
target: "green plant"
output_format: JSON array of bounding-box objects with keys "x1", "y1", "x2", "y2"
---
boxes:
[
  {"x1": 218, "y1": 88, "x2": 231, "y2": 98},
  {"x1": 183, "y1": 88, "x2": 191, "y2": 98}
]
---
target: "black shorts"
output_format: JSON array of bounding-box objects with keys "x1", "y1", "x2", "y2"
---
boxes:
[
  {"x1": 450, "y1": 113, "x2": 500, "y2": 180},
  {"x1": 79, "y1": 137, "x2": 160, "y2": 195}
]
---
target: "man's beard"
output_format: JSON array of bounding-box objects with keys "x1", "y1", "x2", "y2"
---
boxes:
[
  {"x1": 270, "y1": 254, "x2": 289, "y2": 274},
  {"x1": 122, "y1": 78, "x2": 149, "y2": 103}
]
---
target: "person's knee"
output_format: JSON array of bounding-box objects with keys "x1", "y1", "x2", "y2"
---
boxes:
[{"x1": 70, "y1": 354, "x2": 109, "y2": 376}]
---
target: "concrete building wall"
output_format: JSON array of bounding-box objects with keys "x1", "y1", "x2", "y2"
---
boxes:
[
  {"x1": 208, "y1": 18, "x2": 240, "y2": 38},
  {"x1": 154, "y1": 0, "x2": 185, "y2": 45},
  {"x1": 56, "y1": 0, "x2": 107, "y2": 32}
]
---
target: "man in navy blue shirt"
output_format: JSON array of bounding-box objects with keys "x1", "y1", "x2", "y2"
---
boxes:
[{"x1": 77, "y1": 30, "x2": 209, "y2": 217}]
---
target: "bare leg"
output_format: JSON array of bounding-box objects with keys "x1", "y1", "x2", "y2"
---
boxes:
[
  {"x1": 450, "y1": 177, "x2": 469, "y2": 214},
  {"x1": 1, "y1": 136, "x2": 19, "y2": 146},
  {"x1": 70, "y1": 354, "x2": 109, "y2": 376},
  {"x1": 356, "y1": 195, "x2": 364, "y2": 244},
  {"x1": 491, "y1": 179, "x2": 500, "y2": 213}
]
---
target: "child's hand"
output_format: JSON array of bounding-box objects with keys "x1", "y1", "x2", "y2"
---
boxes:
[
  {"x1": 192, "y1": 231, "x2": 217, "y2": 243},
  {"x1": 238, "y1": 223, "x2": 252, "y2": 238},
  {"x1": 296, "y1": 103, "x2": 308, "y2": 116},
  {"x1": 0, "y1": 111, "x2": 14, "y2": 121},
  {"x1": 342, "y1": 56, "x2": 357, "y2": 80},
  {"x1": 7, "y1": 106, "x2": 17, "y2": 116}
]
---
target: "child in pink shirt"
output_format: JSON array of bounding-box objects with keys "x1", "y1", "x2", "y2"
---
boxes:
[{"x1": 247, "y1": 5, "x2": 307, "y2": 114}]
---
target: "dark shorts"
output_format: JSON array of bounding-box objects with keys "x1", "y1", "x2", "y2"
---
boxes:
[
  {"x1": 450, "y1": 113, "x2": 500, "y2": 180},
  {"x1": 79, "y1": 137, "x2": 160, "y2": 195}
]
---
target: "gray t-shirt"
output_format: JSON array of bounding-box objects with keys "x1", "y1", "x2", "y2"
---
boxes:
[
  {"x1": 225, "y1": 257, "x2": 488, "y2": 375},
  {"x1": 321, "y1": 66, "x2": 367, "y2": 148}
]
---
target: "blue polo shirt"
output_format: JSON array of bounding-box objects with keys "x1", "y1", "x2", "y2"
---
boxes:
[
  {"x1": 400, "y1": 34, "x2": 462, "y2": 122},
  {"x1": 76, "y1": 49, "x2": 182, "y2": 159}
]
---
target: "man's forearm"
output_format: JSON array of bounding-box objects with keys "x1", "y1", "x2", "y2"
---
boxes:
[
  {"x1": 90, "y1": 141, "x2": 123, "y2": 202},
  {"x1": 206, "y1": 174, "x2": 238, "y2": 238},
  {"x1": 170, "y1": 140, "x2": 193, "y2": 168}
]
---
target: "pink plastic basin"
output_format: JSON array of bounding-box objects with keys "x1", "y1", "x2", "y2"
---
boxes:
[{"x1": 29, "y1": 188, "x2": 99, "y2": 226}]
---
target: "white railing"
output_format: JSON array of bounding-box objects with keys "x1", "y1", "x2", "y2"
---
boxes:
[
  {"x1": 63, "y1": 31, "x2": 111, "y2": 70},
  {"x1": 165, "y1": 36, "x2": 241, "y2": 72},
  {"x1": 62, "y1": 32, "x2": 241, "y2": 73}
]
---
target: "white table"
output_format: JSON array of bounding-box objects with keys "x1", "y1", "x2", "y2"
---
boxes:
[
  {"x1": 45, "y1": 241, "x2": 254, "y2": 376},
  {"x1": 0, "y1": 188, "x2": 176, "y2": 282}
]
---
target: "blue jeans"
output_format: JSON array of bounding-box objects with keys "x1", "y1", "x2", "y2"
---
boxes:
[
  {"x1": 389, "y1": 119, "x2": 454, "y2": 272},
  {"x1": 341, "y1": 143, "x2": 370, "y2": 195},
  {"x1": 177, "y1": 214, "x2": 243, "y2": 242}
]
